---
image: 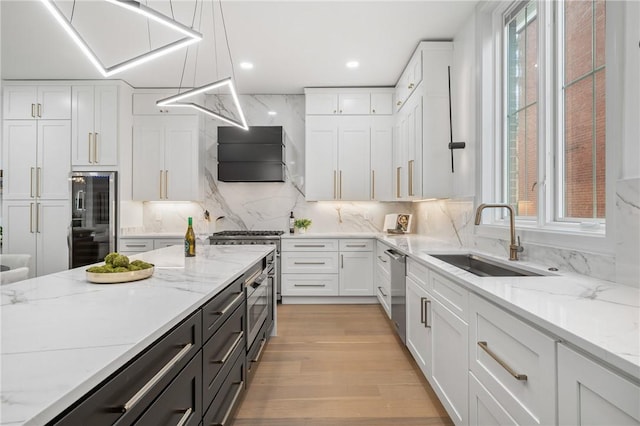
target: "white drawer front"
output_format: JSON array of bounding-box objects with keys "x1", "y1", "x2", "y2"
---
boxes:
[
  {"x1": 469, "y1": 294, "x2": 557, "y2": 426},
  {"x1": 282, "y1": 274, "x2": 339, "y2": 296},
  {"x1": 119, "y1": 239, "x2": 153, "y2": 252},
  {"x1": 339, "y1": 239, "x2": 374, "y2": 251},
  {"x1": 281, "y1": 239, "x2": 338, "y2": 252},
  {"x1": 376, "y1": 242, "x2": 392, "y2": 274},
  {"x1": 153, "y1": 238, "x2": 183, "y2": 249},
  {"x1": 281, "y1": 252, "x2": 339, "y2": 274},
  {"x1": 430, "y1": 270, "x2": 468, "y2": 321},
  {"x1": 407, "y1": 258, "x2": 429, "y2": 289}
]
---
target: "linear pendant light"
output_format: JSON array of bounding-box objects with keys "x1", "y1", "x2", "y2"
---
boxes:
[
  {"x1": 39, "y1": 0, "x2": 202, "y2": 77},
  {"x1": 157, "y1": 77, "x2": 249, "y2": 130}
]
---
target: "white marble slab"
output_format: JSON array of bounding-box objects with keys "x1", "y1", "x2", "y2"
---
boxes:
[
  {"x1": 378, "y1": 234, "x2": 640, "y2": 380},
  {"x1": 0, "y1": 245, "x2": 273, "y2": 426}
]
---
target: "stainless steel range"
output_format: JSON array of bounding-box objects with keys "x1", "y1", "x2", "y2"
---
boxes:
[{"x1": 209, "y1": 230, "x2": 283, "y2": 301}]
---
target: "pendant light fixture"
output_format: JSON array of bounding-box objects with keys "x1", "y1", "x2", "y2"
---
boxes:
[
  {"x1": 156, "y1": 0, "x2": 248, "y2": 130},
  {"x1": 39, "y1": 0, "x2": 202, "y2": 77}
]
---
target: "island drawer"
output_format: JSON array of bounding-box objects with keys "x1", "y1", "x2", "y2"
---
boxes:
[
  {"x1": 53, "y1": 311, "x2": 202, "y2": 426},
  {"x1": 119, "y1": 238, "x2": 154, "y2": 253},
  {"x1": 134, "y1": 351, "x2": 202, "y2": 426},
  {"x1": 202, "y1": 275, "x2": 245, "y2": 343},
  {"x1": 203, "y1": 301, "x2": 245, "y2": 411},
  {"x1": 202, "y1": 348, "x2": 246, "y2": 426}
]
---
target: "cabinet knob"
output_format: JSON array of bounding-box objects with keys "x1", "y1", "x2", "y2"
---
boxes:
[
  {"x1": 333, "y1": 110, "x2": 337, "y2": 114},
  {"x1": 372, "y1": 109, "x2": 376, "y2": 113},
  {"x1": 408, "y1": 83, "x2": 414, "y2": 89},
  {"x1": 339, "y1": 110, "x2": 343, "y2": 114},
  {"x1": 397, "y1": 101, "x2": 402, "y2": 106}
]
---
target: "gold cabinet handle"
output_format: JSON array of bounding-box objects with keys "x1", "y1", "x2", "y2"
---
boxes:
[
  {"x1": 159, "y1": 170, "x2": 164, "y2": 199},
  {"x1": 35, "y1": 202, "x2": 40, "y2": 233},
  {"x1": 176, "y1": 408, "x2": 193, "y2": 426},
  {"x1": 164, "y1": 169, "x2": 168, "y2": 199},
  {"x1": 408, "y1": 160, "x2": 414, "y2": 196},
  {"x1": 371, "y1": 170, "x2": 375, "y2": 199},
  {"x1": 93, "y1": 132, "x2": 99, "y2": 163},
  {"x1": 333, "y1": 170, "x2": 337, "y2": 199},
  {"x1": 36, "y1": 167, "x2": 41, "y2": 197},
  {"x1": 408, "y1": 83, "x2": 414, "y2": 89},
  {"x1": 421, "y1": 298, "x2": 431, "y2": 328},
  {"x1": 396, "y1": 167, "x2": 401, "y2": 198},
  {"x1": 30, "y1": 202, "x2": 34, "y2": 233},
  {"x1": 30, "y1": 167, "x2": 35, "y2": 198},
  {"x1": 477, "y1": 341, "x2": 528, "y2": 381},
  {"x1": 339, "y1": 170, "x2": 343, "y2": 199},
  {"x1": 88, "y1": 133, "x2": 93, "y2": 164},
  {"x1": 37, "y1": 103, "x2": 42, "y2": 118},
  {"x1": 31, "y1": 103, "x2": 36, "y2": 118},
  {"x1": 396, "y1": 100, "x2": 402, "y2": 106}
]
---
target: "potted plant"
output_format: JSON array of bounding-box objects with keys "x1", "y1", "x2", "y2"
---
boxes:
[{"x1": 294, "y1": 218, "x2": 312, "y2": 234}]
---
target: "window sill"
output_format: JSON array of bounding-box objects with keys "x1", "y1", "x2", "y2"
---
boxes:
[{"x1": 475, "y1": 221, "x2": 613, "y2": 256}]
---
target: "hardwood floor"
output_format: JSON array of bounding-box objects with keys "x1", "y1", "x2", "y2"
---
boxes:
[{"x1": 233, "y1": 304, "x2": 453, "y2": 426}]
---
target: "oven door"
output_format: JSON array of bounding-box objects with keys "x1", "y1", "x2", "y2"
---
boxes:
[{"x1": 246, "y1": 271, "x2": 269, "y2": 348}]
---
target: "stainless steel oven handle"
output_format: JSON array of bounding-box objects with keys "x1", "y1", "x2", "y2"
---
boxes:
[
  {"x1": 212, "y1": 292, "x2": 244, "y2": 316},
  {"x1": 244, "y1": 269, "x2": 262, "y2": 287},
  {"x1": 384, "y1": 249, "x2": 404, "y2": 261}
]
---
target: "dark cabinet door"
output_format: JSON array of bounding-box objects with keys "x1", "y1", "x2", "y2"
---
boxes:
[
  {"x1": 202, "y1": 351, "x2": 245, "y2": 426},
  {"x1": 133, "y1": 351, "x2": 202, "y2": 426},
  {"x1": 202, "y1": 275, "x2": 245, "y2": 343}
]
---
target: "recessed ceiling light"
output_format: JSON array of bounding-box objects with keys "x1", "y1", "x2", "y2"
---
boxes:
[
  {"x1": 346, "y1": 61, "x2": 359, "y2": 69},
  {"x1": 240, "y1": 62, "x2": 254, "y2": 70},
  {"x1": 268, "y1": 111, "x2": 277, "y2": 116}
]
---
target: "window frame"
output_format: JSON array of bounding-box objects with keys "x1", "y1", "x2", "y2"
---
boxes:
[{"x1": 476, "y1": 0, "x2": 619, "y2": 255}]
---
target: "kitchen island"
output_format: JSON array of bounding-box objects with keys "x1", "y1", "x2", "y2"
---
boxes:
[{"x1": 1, "y1": 244, "x2": 274, "y2": 426}]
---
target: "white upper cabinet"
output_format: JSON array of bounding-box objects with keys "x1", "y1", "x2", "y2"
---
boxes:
[
  {"x1": 71, "y1": 85, "x2": 119, "y2": 166},
  {"x1": 337, "y1": 117, "x2": 371, "y2": 200},
  {"x1": 133, "y1": 91, "x2": 200, "y2": 115},
  {"x1": 305, "y1": 116, "x2": 339, "y2": 200},
  {"x1": 132, "y1": 115, "x2": 200, "y2": 201},
  {"x1": 395, "y1": 49, "x2": 423, "y2": 111},
  {"x1": 305, "y1": 89, "x2": 392, "y2": 115},
  {"x1": 370, "y1": 117, "x2": 394, "y2": 201},
  {"x1": 3, "y1": 85, "x2": 71, "y2": 120}
]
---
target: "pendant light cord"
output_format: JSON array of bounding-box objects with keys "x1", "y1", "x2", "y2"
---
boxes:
[
  {"x1": 218, "y1": 0, "x2": 236, "y2": 82},
  {"x1": 70, "y1": 0, "x2": 76, "y2": 23},
  {"x1": 177, "y1": 0, "x2": 202, "y2": 93}
]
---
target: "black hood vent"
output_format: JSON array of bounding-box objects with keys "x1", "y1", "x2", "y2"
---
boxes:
[{"x1": 217, "y1": 126, "x2": 285, "y2": 182}]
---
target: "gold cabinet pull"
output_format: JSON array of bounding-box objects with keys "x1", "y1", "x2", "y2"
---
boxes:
[
  {"x1": 371, "y1": 170, "x2": 375, "y2": 199},
  {"x1": 37, "y1": 103, "x2": 42, "y2": 118},
  {"x1": 396, "y1": 167, "x2": 401, "y2": 198},
  {"x1": 477, "y1": 341, "x2": 528, "y2": 381},
  {"x1": 93, "y1": 132, "x2": 99, "y2": 163},
  {"x1": 35, "y1": 202, "x2": 40, "y2": 233},
  {"x1": 339, "y1": 170, "x2": 343, "y2": 199},
  {"x1": 408, "y1": 160, "x2": 414, "y2": 196},
  {"x1": 88, "y1": 133, "x2": 93, "y2": 164},
  {"x1": 396, "y1": 100, "x2": 402, "y2": 106},
  {"x1": 408, "y1": 83, "x2": 415, "y2": 90},
  {"x1": 30, "y1": 167, "x2": 35, "y2": 198},
  {"x1": 31, "y1": 103, "x2": 36, "y2": 118},
  {"x1": 30, "y1": 202, "x2": 34, "y2": 233},
  {"x1": 333, "y1": 170, "x2": 337, "y2": 199},
  {"x1": 36, "y1": 167, "x2": 41, "y2": 197},
  {"x1": 164, "y1": 170, "x2": 168, "y2": 199},
  {"x1": 159, "y1": 170, "x2": 164, "y2": 199}
]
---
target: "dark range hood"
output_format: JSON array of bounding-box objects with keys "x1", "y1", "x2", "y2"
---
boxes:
[{"x1": 217, "y1": 126, "x2": 285, "y2": 182}]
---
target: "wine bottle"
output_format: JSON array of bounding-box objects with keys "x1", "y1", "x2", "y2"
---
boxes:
[
  {"x1": 289, "y1": 211, "x2": 295, "y2": 234},
  {"x1": 185, "y1": 217, "x2": 196, "y2": 257}
]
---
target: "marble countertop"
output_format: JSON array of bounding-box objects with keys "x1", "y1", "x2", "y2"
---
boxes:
[
  {"x1": 376, "y1": 234, "x2": 640, "y2": 381},
  {"x1": 119, "y1": 232, "x2": 184, "y2": 239},
  {"x1": 282, "y1": 232, "x2": 381, "y2": 239},
  {"x1": 0, "y1": 244, "x2": 274, "y2": 426}
]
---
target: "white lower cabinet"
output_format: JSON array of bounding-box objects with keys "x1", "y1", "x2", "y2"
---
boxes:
[
  {"x1": 469, "y1": 293, "x2": 556, "y2": 426},
  {"x1": 339, "y1": 250, "x2": 374, "y2": 296},
  {"x1": 558, "y1": 343, "x2": 640, "y2": 425},
  {"x1": 469, "y1": 371, "x2": 518, "y2": 426},
  {"x1": 406, "y1": 275, "x2": 433, "y2": 378},
  {"x1": 375, "y1": 263, "x2": 391, "y2": 317},
  {"x1": 281, "y1": 274, "x2": 339, "y2": 296}
]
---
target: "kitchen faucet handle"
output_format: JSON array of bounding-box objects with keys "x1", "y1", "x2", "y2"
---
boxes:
[{"x1": 516, "y1": 236, "x2": 524, "y2": 252}]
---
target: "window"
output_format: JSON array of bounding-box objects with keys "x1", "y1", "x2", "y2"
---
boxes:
[{"x1": 499, "y1": 0, "x2": 606, "y2": 225}]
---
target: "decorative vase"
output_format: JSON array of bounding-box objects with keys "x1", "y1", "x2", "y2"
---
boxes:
[{"x1": 298, "y1": 227, "x2": 306, "y2": 234}]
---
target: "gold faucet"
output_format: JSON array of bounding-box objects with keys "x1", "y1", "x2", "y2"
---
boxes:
[{"x1": 474, "y1": 203, "x2": 523, "y2": 261}]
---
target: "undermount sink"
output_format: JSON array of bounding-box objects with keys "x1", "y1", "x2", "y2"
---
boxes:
[{"x1": 429, "y1": 254, "x2": 545, "y2": 277}]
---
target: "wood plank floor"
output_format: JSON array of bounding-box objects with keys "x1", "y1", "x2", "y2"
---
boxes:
[{"x1": 233, "y1": 304, "x2": 453, "y2": 426}]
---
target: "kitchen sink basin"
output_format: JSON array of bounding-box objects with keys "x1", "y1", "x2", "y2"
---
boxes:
[{"x1": 429, "y1": 254, "x2": 544, "y2": 277}]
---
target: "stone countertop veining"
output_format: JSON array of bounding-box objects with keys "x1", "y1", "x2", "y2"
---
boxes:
[
  {"x1": 0, "y1": 244, "x2": 274, "y2": 426},
  {"x1": 376, "y1": 234, "x2": 640, "y2": 381}
]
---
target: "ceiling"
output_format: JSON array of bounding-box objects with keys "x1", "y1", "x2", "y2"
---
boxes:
[{"x1": 1, "y1": 0, "x2": 478, "y2": 94}]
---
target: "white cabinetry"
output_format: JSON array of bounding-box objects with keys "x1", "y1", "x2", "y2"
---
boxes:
[
  {"x1": 2, "y1": 83, "x2": 71, "y2": 276},
  {"x1": 339, "y1": 239, "x2": 374, "y2": 296},
  {"x1": 558, "y1": 343, "x2": 640, "y2": 425},
  {"x1": 132, "y1": 115, "x2": 200, "y2": 201},
  {"x1": 3, "y1": 85, "x2": 71, "y2": 120},
  {"x1": 281, "y1": 238, "x2": 375, "y2": 300},
  {"x1": 370, "y1": 117, "x2": 394, "y2": 201},
  {"x1": 375, "y1": 241, "x2": 392, "y2": 317},
  {"x1": 118, "y1": 237, "x2": 183, "y2": 255},
  {"x1": 394, "y1": 42, "x2": 453, "y2": 199},
  {"x1": 405, "y1": 258, "x2": 468, "y2": 425},
  {"x1": 71, "y1": 85, "x2": 119, "y2": 166},
  {"x1": 305, "y1": 90, "x2": 392, "y2": 115},
  {"x1": 469, "y1": 293, "x2": 556, "y2": 426}
]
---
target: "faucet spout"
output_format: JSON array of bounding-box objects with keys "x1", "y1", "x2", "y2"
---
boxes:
[{"x1": 474, "y1": 203, "x2": 523, "y2": 261}]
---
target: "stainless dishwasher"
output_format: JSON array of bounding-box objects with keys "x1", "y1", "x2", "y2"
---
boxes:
[{"x1": 385, "y1": 249, "x2": 406, "y2": 344}]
